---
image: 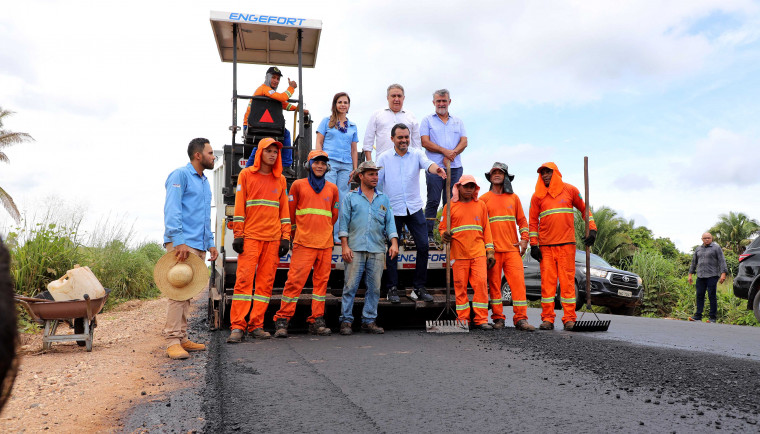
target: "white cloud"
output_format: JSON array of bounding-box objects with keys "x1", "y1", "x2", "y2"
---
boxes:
[
  {"x1": 680, "y1": 127, "x2": 760, "y2": 185},
  {"x1": 613, "y1": 173, "x2": 655, "y2": 191}
]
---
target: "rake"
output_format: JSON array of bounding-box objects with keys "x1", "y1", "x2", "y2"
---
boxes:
[
  {"x1": 427, "y1": 161, "x2": 469, "y2": 333},
  {"x1": 570, "y1": 156, "x2": 610, "y2": 332}
]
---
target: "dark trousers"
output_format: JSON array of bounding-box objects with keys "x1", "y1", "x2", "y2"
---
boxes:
[
  {"x1": 694, "y1": 276, "x2": 719, "y2": 320},
  {"x1": 387, "y1": 209, "x2": 428, "y2": 290},
  {"x1": 425, "y1": 167, "x2": 463, "y2": 236}
]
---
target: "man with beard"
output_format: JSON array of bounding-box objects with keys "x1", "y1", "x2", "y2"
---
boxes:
[
  {"x1": 163, "y1": 138, "x2": 218, "y2": 359},
  {"x1": 227, "y1": 138, "x2": 291, "y2": 343},
  {"x1": 273, "y1": 150, "x2": 339, "y2": 338}
]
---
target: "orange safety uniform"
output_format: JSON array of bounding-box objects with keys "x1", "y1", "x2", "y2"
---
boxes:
[
  {"x1": 528, "y1": 162, "x2": 596, "y2": 324},
  {"x1": 481, "y1": 190, "x2": 529, "y2": 324},
  {"x1": 229, "y1": 142, "x2": 290, "y2": 332},
  {"x1": 273, "y1": 176, "x2": 339, "y2": 324},
  {"x1": 243, "y1": 84, "x2": 298, "y2": 127},
  {"x1": 439, "y1": 185, "x2": 494, "y2": 326}
]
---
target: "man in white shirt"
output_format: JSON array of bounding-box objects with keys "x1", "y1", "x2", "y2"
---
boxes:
[
  {"x1": 377, "y1": 123, "x2": 446, "y2": 303},
  {"x1": 363, "y1": 84, "x2": 421, "y2": 161}
]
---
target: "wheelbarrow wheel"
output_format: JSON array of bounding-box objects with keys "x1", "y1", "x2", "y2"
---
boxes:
[{"x1": 74, "y1": 318, "x2": 86, "y2": 347}]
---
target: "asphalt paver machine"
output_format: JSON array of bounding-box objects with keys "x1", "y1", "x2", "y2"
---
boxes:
[{"x1": 207, "y1": 10, "x2": 460, "y2": 332}]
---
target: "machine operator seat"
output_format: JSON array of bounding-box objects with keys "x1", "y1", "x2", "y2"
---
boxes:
[{"x1": 245, "y1": 96, "x2": 286, "y2": 146}]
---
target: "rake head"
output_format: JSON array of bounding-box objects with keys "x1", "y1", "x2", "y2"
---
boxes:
[
  {"x1": 426, "y1": 319, "x2": 469, "y2": 333},
  {"x1": 569, "y1": 319, "x2": 611, "y2": 332}
]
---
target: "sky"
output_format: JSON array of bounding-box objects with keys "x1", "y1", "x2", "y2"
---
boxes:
[{"x1": 1, "y1": 0, "x2": 759, "y2": 252}]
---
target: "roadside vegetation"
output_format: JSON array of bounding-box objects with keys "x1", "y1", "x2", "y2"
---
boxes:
[
  {"x1": 574, "y1": 207, "x2": 759, "y2": 326},
  {"x1": 5, "y1": 208, "x2": 163, "y2": 332}
]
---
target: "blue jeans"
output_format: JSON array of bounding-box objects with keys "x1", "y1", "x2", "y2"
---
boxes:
[
  {"x1": 425, "y1": 167, "x2": 463, "y2": 236},
  {"x1": 246, "y1": 128, "x2": 293, "y2": 167},
  {"x1": 694, "y1": 276, "x2": 719, "y2": 320},
  {"x1": 340, "y1": 251, "x2": 384, "y2": 324},
  {"x1": 386, "y1": 209, "x2": 428, "y2": 290},
  {"x1": 325, "y1": 159, "x2": 353, "y2": 243}
]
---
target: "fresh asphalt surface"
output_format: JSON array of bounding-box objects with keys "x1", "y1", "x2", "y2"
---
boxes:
[{"x1": 121, "y1": 304, "x2": 760, "y2": 433}]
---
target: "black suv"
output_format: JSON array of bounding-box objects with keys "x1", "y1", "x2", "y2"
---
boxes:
[
  {"x1": 501, "y1": 250, "x2": 644, "y2": 315},
  {"x1": 733, "y1": 237, "x2": 760, "y2": 323}
]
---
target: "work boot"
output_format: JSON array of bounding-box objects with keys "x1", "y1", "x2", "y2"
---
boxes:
[
  {"x1": 249, "y1": 328, "x2": 272, "y2": 339},
  {"x1": 274, "y1": 318, "x2": 289, "y2": 338},
  {"x1": 515, "y1": 319, "x2": 536, "y2": 332},
  {"x1": 708, "y1": 318, "x2": 717, "y2": 323},
  {"x1": 539, "y1": 321, "x2": 554, "y2": 330},
  {"x1": 339, "y1": 322, "x2": 353, "y2": 336},
  {"x1": 688, "y1": 316, "x2": 701, "y2": 322},
  {"x1": 387, "y1": 286, "x2": 401, "y2": 304},
  {"x1": 181, "y1": 340, "x2": 206, "y2": 352},
  {"x1": 563, "y1": 321, "x2": 576, "y2": 331},
  {"x1": 166, "y1": 344, "x2": 190, "y2": 360},
  {"x1": 226, "y1": 329, "x2": 244, "y2": 343},
  {"x1": 492, "y1": 319, "x2": 506, "y2": 330},
  {"x1": 309, "y1": 317, "x2": 332, "y2": 336},
  {"x1": 361, "y1": 322, "x2": 385, "y2": 334},
  {"x1": 474, "y1": 323, "x2": 493, "y2": 330},
  {"x1": 413, "y1": 287, "x2": 434, "y2": 302}
]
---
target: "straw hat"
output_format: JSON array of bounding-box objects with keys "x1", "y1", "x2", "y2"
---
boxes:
[{"x1": 153, "y1": 251, "x2": 208, "y2": 301}]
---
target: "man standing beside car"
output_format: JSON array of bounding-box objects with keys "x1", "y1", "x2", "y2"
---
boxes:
[
  {"x1": 688, "y1": 232, "x2": 728, "y2": 323},
  {"x1": 528, "y1": 162, "x2": 596, "y2": 331}
]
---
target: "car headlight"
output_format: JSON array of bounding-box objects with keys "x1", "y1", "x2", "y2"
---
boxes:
[
  {"x1": 588, "y1": 267, "x2": 608, "y2": 278},
  {"x1": 636, "y1": 276, "x2": 643, "y2": 285}
]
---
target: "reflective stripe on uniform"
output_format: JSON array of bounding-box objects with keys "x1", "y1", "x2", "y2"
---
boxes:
[
  {"x1": 285, "y1": 103, "x2": 295, "y2": 111},
  {"x1": 529, "y1": 231, "x2": 538, "y2": 237},
  {"x1": 253, "y1": 294, "x2": 271, "y2": 303},
  {"x1": 233, "y1": 216, "x2": 245, "y2": 223},
  {"x1": 455, "y1": 303, "x2": 470, "y2": 311},
  {"x1": 519, "y1": 227, "x2": 529, "y2": 234},
  {"x1": 489, "y1": 299, "x2": 502, "y2": 305},
  {"x1": 541, "y1": 297, "x2": 554, "y2": 303},
  {"x1": 281, "y1": 295, "x2": 299, "y2": 303},
  {"x1": 488, "y1": 215, "x2": 516, "y2": 223},
  {"x1": 281, "y1": 218, "x2": 291, "y2": 224},
  {"x1": 232, "y1": 294, "x2": 252, "y2": 301},
  {"x1": 246, "y1": 199, "x2": 279, "y2": 208},
  {"x1": 560, "y1": 297, "x2": 576, "y2": 304},
  {"x1": 485, "y1": 243, "x2": 494, "y2": 249},
  {"x1": 513, "y1": 300, "x2": 528, "y2": 306},
  {"x1": 285, "y1": 90, "x2": 293, "y2": 98},
  {"x1": 312, "y1": 294, "x2": 326, "y2": 302},
  {"x1": 295, "y1": 208, "x2": 332, "y2": 217},
  {"x1": 451, "y1": 225, "x2": 483, "y2": 234},
  {"x1": 539, "y1": 207, "x2": 574, "y2": 218},
  {"x1": 471, "y1": 301, "x2": 489, "y2": 309}
]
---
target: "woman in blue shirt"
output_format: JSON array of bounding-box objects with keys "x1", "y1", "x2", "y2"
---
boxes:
[{"x1": 316, "y1": 92, "x2": 359, "y2": 243}]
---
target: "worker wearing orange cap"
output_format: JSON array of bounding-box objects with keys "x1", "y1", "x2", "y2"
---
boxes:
[
  {"x1": 272, "y1": 150, "x2": 339, "y2": 338},
  {"x1": 528, "y1": 162, "x2": 596, "y2": 331},
  {"x1": 227, "y1": 138, "x2": 291, "y2": 343},
  {"x1": 481, "y1": 162, "x2": 535, "y2": 331},
  {"x1": 439, "y1": 175, "x2": 496, "y2": 330}
]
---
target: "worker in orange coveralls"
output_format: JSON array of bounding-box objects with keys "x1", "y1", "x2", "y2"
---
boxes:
[
  {"x1": 481, "y1": 162, "x2": 536, "y2": 332},
  {"x1": 439, "y1": 175, "x2": 496, "y2": 330},
  {"x1": 227, "y1": 138, "x2": 291, "y2": 343},
  {"x1": 272, "y1": 150, "x2": 339, "y2": 338},
  {"x1": 529, "y1": 162, "x2": 596, "y2": 331}
]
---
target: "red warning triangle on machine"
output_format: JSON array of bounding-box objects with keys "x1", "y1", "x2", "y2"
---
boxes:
[{"x1": 259, "y1": 109, "x2": 274, "y2": 123}]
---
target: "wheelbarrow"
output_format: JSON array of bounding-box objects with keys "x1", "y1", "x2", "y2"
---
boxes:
[{"x1": 15, "y1": 289, "x2": 111, "y2": 352}]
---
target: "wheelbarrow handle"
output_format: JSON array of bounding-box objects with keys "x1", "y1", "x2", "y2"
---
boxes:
[
  {"x1": 14, "y1": 298, "x2": 41, "y2": 321},
  {"x1": 14, "y1": 294, "x2": 55, "y2": 303}
]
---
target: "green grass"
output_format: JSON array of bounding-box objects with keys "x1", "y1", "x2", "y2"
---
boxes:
[{"x1": 6, "y1": 210, "x2": 163, "y2": 332}]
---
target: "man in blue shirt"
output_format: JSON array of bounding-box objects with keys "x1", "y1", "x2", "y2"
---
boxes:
[
  {"x1": 377, "y1": 123, "x2": 446, "y2": 304},
  {"x1": 338, "y1": 161, "x2": 398, "y2": 335},
  {"x1": 421, "y1": 89, "x2": 468, "y2": 245},
  {"x1": 162, "y1": 138, "x2": 218, "y2": 360}
]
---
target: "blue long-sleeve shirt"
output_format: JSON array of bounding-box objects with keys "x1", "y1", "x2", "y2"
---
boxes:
[
  {"x1": 163, "y1": 163, "x2": 214, "y2": 251},
  {"x1": 338, "y1": 188, "x2": 398, "y2": 253}
]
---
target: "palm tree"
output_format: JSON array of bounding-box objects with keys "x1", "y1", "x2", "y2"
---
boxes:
[
  {"x1": 0, "y1": 107, "x2": 33, "y2": 223},
  {"x1": 709, "y1": 211, "x2": 760, "y2": 254},
  {"x1": 574, "y1": 206, "x2": 635, "y2": 266}
]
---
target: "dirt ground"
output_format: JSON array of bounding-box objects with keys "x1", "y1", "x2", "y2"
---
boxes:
[{"x1": 0, "y1": 297, "x2": 201, "y2": 433}]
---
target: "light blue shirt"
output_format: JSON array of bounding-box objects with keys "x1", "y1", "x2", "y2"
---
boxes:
[
  {"x1": 420, "y1": 113, "x2": 467, "y2": 169},
  {"x1": 163, "y1": 163, "x2": 214, "y2": 251},
  {"x1": 376, "y1": 147, "x2": 434, "y2": 216},
  {"x1": 317, "y1": 117, "x2": 359, "y2": 164},
  {"x1": 338, "y1": 188, "x2": 398, "y2": 253}
]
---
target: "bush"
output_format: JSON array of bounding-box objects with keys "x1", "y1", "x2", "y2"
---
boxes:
[
  {"x1": 83, "y1": 240, "x2": 163, "y2": 304},
  {"x1": 627, "y1": 249, "x2": 678, "y2": 317},
  {"x1": 724, "y1": 250, "x2": 739, "y2": 277}
]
